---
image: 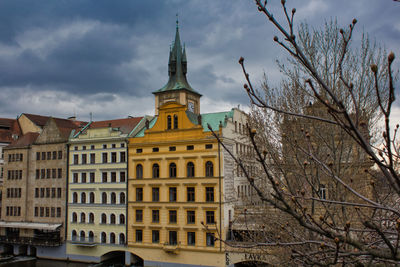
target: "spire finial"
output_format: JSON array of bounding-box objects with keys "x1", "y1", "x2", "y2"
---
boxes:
[{"x1": 176, "y1": 13, "x2": 179, "y2": 29}]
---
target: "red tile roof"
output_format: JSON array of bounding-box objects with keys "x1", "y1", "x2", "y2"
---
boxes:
[
  {"x1": 0, "y1": 118, "x2": 22, "y2": 143},
  {"x1": 89, "y1": 117, "x2": 143, "y2": 134},
  {"x1": 6, "y1": 132, "x2": 39, "y2": 149}
]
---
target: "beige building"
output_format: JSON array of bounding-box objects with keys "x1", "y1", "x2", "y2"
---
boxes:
[{"x1": 0, "y1": 115, "x2": 84, "y2": 259}]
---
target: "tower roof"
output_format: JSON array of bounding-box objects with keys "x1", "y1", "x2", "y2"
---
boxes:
[{"x1": 153, "y1": 21, "x2": 201, "y2": 96}]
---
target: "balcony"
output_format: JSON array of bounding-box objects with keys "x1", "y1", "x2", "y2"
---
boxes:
[
  {"x1": 70, "y1": 236, "x2": 97, "y2": 247},
  {"x1": 162, "y1": 242, "x2": 180, "y2": 254},
  {"x1": 0, "y1": 235, "x2": 62, "y2": 247}
]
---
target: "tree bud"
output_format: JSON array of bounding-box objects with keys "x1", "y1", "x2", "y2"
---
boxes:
[
  {"x1": 273, "y1": 36, "x2": 279, "y2": 42},
  {"x1": 292, "y1": 8, "x2": 296, "y2": 14},
  {"x1": 334, "y1": 237, "x2": 340, "y2": 243},
  {"x1": 370, "y1": 64, "x2": 378, "y2": 73},
  {"x1": 352, "y1": 18, "x2": 357, "y2": 25},
  {"x1": 339, "y1": 29, "x2": 344, "y2": 34},
  {"x1": 281, "y1": 0, "x2": 286, "y2": 5},
  {"x1": 319, "y1": 215, "x2": 324, "y2": 221},
  {"x1": 250, "y1": 128, "x2": 257, "y2": 134},
  {"x1": 388, "y1": 52, "x2": 395, "y2": 63},
  {"x1": 238, "y1": 57, "x2": 244, "y2": 64},
  {"x1": 258, "y1": 6, "x2": 263, "y2": 11}
]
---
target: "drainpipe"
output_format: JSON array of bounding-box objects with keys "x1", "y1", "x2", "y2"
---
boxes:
[
  {"x1": 65, "y1": 144, "x2": 70, "y2": 243},
  {"x1": 218, "y1": 135, "x2": 222, "y2": 252},
  {"x1": 125, "y1": 138, "x2": 129, "y2": 246}
]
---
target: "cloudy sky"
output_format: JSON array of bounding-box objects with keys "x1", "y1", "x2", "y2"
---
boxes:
[{"x1": 0, "y1": 0, "x2": 399, "y2": 123}]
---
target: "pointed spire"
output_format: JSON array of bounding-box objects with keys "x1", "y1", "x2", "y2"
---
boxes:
[{"x1": 154, "y1": 18, "x2": 200, "y2": 96}]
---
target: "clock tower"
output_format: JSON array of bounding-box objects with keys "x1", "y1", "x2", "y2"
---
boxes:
[{"x1": 153, "y1": 20, "x2": 201, "y2": 115}]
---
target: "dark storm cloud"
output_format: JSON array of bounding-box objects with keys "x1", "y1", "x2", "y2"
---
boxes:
[{"x1": 0, "y1": 0, "x2": 399, "y2": 120}]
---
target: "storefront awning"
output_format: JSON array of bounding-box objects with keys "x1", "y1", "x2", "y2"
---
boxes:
[{"x1": 0, "y1": 221, "x2": 62, "y2": 231}]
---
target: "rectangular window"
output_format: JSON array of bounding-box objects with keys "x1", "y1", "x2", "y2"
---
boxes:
[
  {"x1": 136, "y1": 188, "x2": 143, "y2": 202},
  {"x1": 187, "y1": 187, "x2": 195, "y2": 202},
  {"x1": 40, "y1": 188, "x2": 45, "y2": 198},
  {"x1": 74, "y1": 146, "x2": 78, "y2": 150},
  {"x1": 90, "y1": 172, "x2": 95, "y2": 183},
  {"x1": 169, "y1": 146, "x2": 176, "y2": 151},
  {"x1": 136, "y1": 148, "x2": 142, "y2": 153},
  {"x1": 36, "y1": 152, "x2": 40, "y2": 160},
  {"x1": 46, "y1": 169, "x2": 51, "y2": 179},
  {"x1": 40, "y1": 207, "x2": 44, "y2": 217},
  {"x1": 57, "y1": 188, "x2": 61, "y2": 198},
  {"x1": 51, "y1": 188, "x2": 56, "y2": 198},
  {"x1": 52, "y1": 151, "x2": 57, "y2": 160},
  {"x1": 169, "y1": 210, "x2": 177, "y2": 224},
  {"x1": 35, "y1": 188, "x2": 39, "y2": 198},
  {"x1": 58, "y1": 168, "x2": 62, "y2": 178},
  {"x1": 58, "y1": 150, "x2": 62, "y2": 159},
  {"x1": 120, "y1": 152, "x2": 126, "y2": 162},
  {"x1": 206, "y1": 233, "x2": 215, "y2": 247},
  {"x1": 112, "y1": 144, "x2": 116, "y2": 148},
  {"x1": 90, "y1": 153, "x2": 95, "y2": 164},
  {"x1": 169, "y1": 187, "x2": 177, "y2": 202},
  {"x1": 51, "y1": 207, "x2": 55, "y2": 217},
  {"x1": 57, "y1": 207, "x2": 61, "y2": 217},
  {"x1": 187, "y1": 145, "x2": 194, "y2": 150},
  {"x1": 42, "y1": 152, "x2": 46, "y2": 160},
  {"x1": 102, "y1": 153, "x2": 107, "y2": 163},
  {"x1": 91, "y1": 145, "x2": 95, "y2": 150},
  {"x1": 73, "y1": 173, "x2": 78, "y2": 183},
  {"x1": 152, "y1": 147, "x2": 159, "y2": 152},
  {"x1": 102, "y1": 172, "x2": 107, "y2": 183},
  {"x1": 206, "y1": 187, "x2": 214, "y2": 202},
  {"x1": 169, "y1": 231, "x2": 177, "y2": 245},
  {"x1": 82, "y1": 146, "x2": 86, "y2": 150},
  {"x1": 46, "y1": 188, "x2": 50, "y2": 198},
  {"x1": 206, "y1": 211, "x2": 215, "y2": 224},
  {"x1": 82, "y1": 154, "x2": 87, "y2": 164},
  {"x1": 152, "y1": 230, "x2": 160, "y2": 243},
  {"x1": 52, "y1": 169, "x2": 56, "y2": 179},
  {"x1": 111, "y1": 152, "x2": 117, "y2": 163},
  {"x1": 36, "y1": 169, "x2": 39, "y2": 179},
  {"x1": 81, "y1": 173, "x2": 87, "y2": 183},
  {"x1": 187, "y1": 210, "x2": 195, "y2": 224},
  {"x1": 136, "y1": 209, "x2": 143, "y2": 222},
  {"x1": 152, "y1": 187, "x2": 159, "y2": 202},
  {"x1": 103, "y1": 144, "x2": 107, "y2": 149},
  {"x1": 120, "y1": 172, "x2": 126, "y2": 182},
  {"x1": 41, "y1": 169, "x2": 45, "y2": 179},
  {"x1": 47, "y1": 152, "x2": 51, "y2": 160},
  {"x1": 73, "y1": 154, "x2": 78, "y2": 164},
  {"x1": 45, "y1": 207, "x2": 50, "y2": 217},
  {"x1": 152, "y1": 210, "x2": 160, "y2": 223},
  {"x1": 187, "y1": 232, "x2": 196, "y2": 246},
  {"x1": 205, "y1": 144, "x2": 213, "y2": 149},
  {"x1": 136, "y1": 230, "x2": 143, "y2": 243},
  {"x1": 111, "y1": 172, "x2": 116, "y2": 182},
  {"x1": 34, "y1": 207, "x2": 38, "y2": 217},
  {"x1": 121, "y1": 143, "x2": 125, "y2": 148}
]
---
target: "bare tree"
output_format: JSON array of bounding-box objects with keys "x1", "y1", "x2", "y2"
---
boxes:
[{"x1": 209, "y1": 1, "x2": 399, "y2": 265}]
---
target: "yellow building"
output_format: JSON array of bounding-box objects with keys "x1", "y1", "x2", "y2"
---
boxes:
[
  {"x1": 66, "y1": 117, "x2": 148, "y2": 264},
  {"x1": 127, "y1": 24, "x2": 251, "y2": 267}
]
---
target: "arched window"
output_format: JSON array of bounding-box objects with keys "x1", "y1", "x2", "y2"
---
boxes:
[
  {"x1": 136, "y1": 164, "x2": 143, "y2": 179},
  {"x1": 80, "y1": 231, "x2": 85, "y2": 241},
  {"x1": 110, "y1": 232, "x2": 115, "y2": 244},
  {"x1": 73, "y1": 192, "x2": 78, "y2": 203},
  {"x1": 72, "y1": 212, "x2": 77, "y2": 223},
  {"x1": 81, "y1": 192, "x2": 86, "y2": 204},
  {"x1": 119, "y1": 233, "x2": 125, "y2": 245},
  {"x1": 119, "y1": 214, "x2": 125, "y2": 225},
  {"x1": 206, "y1": 161, "x2": 214, "y2": 177},
  {"x1": 167, "y1": 115, "x2": 172, "y2": 129},
  {"x1": 101, "y1": 213, "x2": 107, "y2": 224},
  {"x1": 88, "y1": 231, "x2": 94, "y2": 242},
  {"x1": 169, "y1": 163, "x2": 177, "y2": 178},
  {"x1": 111, "y1": 192, "x2": 116, "y2": 204},
  {"x1": 89, "y1": 192, "x2": 95, "y2": 203},
  {"x1": 120, "y1": 192, "x2": 125, "y2": 204},
  {"x1": 187, "y1": 162, "x2": 195, "y2": 177},
  {"x1": 152, "y1": 163, "x2": 160, "y2": 178},
  {"x1": 110, "y1": 214, "x2": 116, "y2": 224},
  {"x1": 80, "y1": 212, "x2": 85, "y2": 223},
  {"x1": 101, "y1": 232, "x2": 106, "y2": 243},
  {"x1": 173, "y1": 114, "x2": 178, "y2": 129},
  {"x1": 89, "y1": 213, "x2": 94, "y2": 223},
  {"x1": 102, "y1": 192, "x2": 107, "y2": 204},
  {"x1": 71, "y1": 230, "x2": 77, "y2": 241}
]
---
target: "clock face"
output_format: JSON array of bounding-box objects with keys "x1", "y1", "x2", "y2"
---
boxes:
[{"x1": 188, "y1": 102, "x2": 195, "y2": 112}]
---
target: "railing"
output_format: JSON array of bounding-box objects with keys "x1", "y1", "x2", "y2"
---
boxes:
[
  {"x1": 0, "y1": 235, "x2": 62, "y2": 247},
  {"x1": 162, "y1": 241, "x2": 180, "y2": 254},
  {"x1": 70, "y1": 236, "x2": 97, "y2": 246}
]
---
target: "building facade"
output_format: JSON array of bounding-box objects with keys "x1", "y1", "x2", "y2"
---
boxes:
[{"x1": 66, "y1": 117, "x2": 146, "y2": 264}]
